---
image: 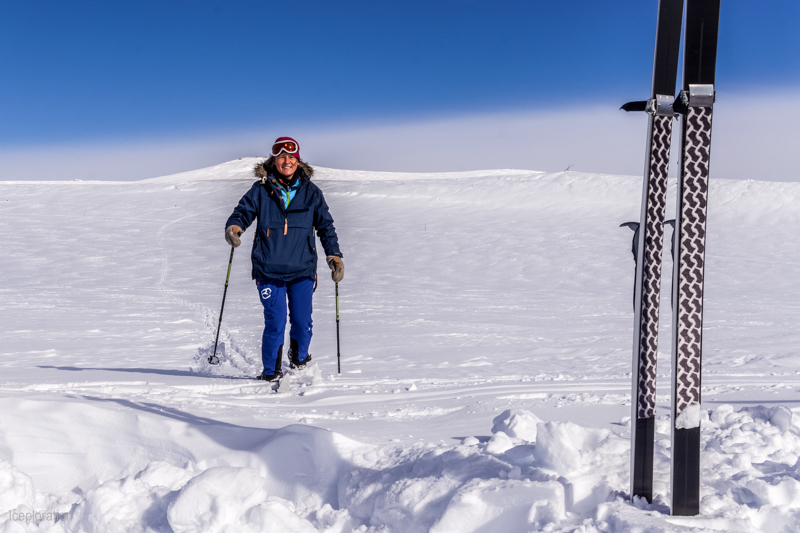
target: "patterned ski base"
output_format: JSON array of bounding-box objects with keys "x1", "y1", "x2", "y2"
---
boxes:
[
  {"x1": 674, "y1": 106, "x2": 712, "y2": 418},
  {"x1": 631, "y1": 114, "x2": 674, "y2": 504},
  {"x1": 635, "y1": 114, "x2": 673, "y2": 420},
  {"x1": 671, "y1": 104, "x2": 712, "y2": 516}
]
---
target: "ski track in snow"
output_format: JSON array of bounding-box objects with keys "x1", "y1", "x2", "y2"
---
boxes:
[{"x1": 1, "y1": 159, "x2": 800, "y2": 531}]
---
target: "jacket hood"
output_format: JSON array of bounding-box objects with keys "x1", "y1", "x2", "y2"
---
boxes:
[{"x1": 254, "y1": 157, "x2": 315, "y2": 184}]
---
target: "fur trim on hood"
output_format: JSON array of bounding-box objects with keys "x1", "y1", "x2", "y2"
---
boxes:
[{"x1": 254, "y1": 156, "x2": 314, "y2": 184}]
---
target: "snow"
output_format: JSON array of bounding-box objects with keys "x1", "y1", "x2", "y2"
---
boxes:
[
  {"x1": 675, "y1": 403, "x2": 703, "y2": 430},
  {"x1": 492, "y1": 409, "x2": 543, "y2": 442},
  {"x1": 1, "y1": 157, "x2": 800, "y2": 531}
]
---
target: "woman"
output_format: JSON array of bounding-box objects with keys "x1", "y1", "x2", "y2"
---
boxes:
[{"x1": 225, "y1": 137, "x2": 344, "y2": 381}]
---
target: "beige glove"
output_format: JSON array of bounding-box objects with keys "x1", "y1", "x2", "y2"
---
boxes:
[
  {"x1": 225, "y1": 225, "x2": 243, "y2": 247},
  {"x1": 326, "y1": 255, "x2": 344, "y2": 283}
]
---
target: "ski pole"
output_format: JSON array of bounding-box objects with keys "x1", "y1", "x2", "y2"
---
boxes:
[
  {"x1": 336, "y1": 282, "x2": 341, "y2": 374},
  {"x1": 209, "y1": 245, "x2": 235, "y2": 365}
]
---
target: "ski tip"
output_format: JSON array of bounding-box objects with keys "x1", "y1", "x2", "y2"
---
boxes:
[
  {"x1": 621, "y1": 101, "x2": 648, "y2": 112},
  {"x1": 207, "y1": 355, "x2": 220, "y2": 365}
]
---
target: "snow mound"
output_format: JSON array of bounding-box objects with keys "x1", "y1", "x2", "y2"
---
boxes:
[
  {"x1": 0, "y1": 461, "x2": 35, "y2": 515},
  {"x1": 167, "y1": 467, "x2": 318, "y2": 533},
  {"x1": 491, "y1": 409, "x2": 542, "y2": 442},
  {"x1": 431, "y1": 479, "x2": 565, "y2": 533},
  {"x1": 1, "y1": 404, "x2": 800, "y2": 531}
]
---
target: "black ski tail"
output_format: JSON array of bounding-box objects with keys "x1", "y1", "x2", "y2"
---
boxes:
[{"x1": 631, "y1": 417, "x2": 655, "y2": 501}]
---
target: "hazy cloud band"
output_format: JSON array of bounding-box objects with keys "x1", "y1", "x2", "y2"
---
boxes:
[{"x1": 1, "y1": 91, "x2": 796, "y2": 182}]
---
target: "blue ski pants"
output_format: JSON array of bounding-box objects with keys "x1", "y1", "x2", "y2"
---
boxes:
[{"x1": 256, "y1": 277, "x2": 314, "y2": 374}]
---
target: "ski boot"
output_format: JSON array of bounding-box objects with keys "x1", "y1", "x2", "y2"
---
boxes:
[
  {"x1": 288, "y1": 339, "x2": 312, "y2": 369},
  {"x1": 257, "y1": 344, "x2": 284, "y2": 381},
  {"x1": 256, "y1": 370, "x2": 283, "y2": 382}
]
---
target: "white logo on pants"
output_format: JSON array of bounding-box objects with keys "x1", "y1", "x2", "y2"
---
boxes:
[{"x1": 261, "y1": 288, "x2": 272, "y2": 299}]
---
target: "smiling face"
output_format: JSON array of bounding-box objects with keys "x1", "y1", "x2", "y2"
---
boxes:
[{"x1": 274, "y1": 153, "x2": 299, "y2": 178}]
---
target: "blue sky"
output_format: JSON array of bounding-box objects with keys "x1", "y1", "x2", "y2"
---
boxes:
[{"x1": 1, "y1": 1, "x2": 799, "y2": 180}]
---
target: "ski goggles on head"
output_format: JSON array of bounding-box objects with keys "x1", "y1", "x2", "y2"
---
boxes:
[{"x1": 271, "y1": 140, "x2": 299, "y2": 157}]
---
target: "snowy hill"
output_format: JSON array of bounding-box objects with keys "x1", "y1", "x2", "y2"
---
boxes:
[{"x1": 1, "y1": 160, "x2": 799, "y2": 531}]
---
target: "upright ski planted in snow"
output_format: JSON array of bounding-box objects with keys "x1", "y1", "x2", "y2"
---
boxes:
[
  {"x1": 670, "y1": 0, "x2": 720, "y2": 516},
  {"x1": 623, "y1": 0, "x2": 684, "y2": 504}
]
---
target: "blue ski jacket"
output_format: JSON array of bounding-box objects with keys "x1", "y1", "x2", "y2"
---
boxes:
[{"x1": 225, "y1": 163, "x2": 342, "y2": 282}]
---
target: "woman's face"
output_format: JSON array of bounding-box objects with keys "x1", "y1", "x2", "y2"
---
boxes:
[{"x1": 275, "y1": 153, "x2": 299, "y2": 177}]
